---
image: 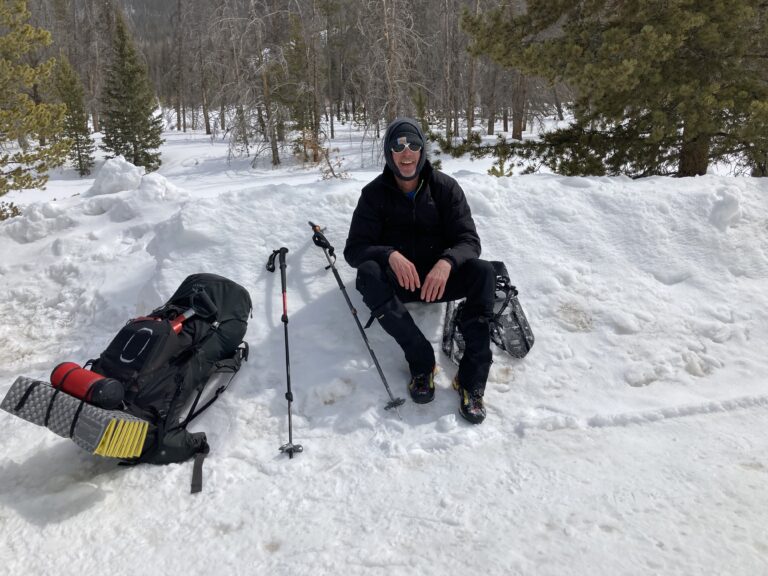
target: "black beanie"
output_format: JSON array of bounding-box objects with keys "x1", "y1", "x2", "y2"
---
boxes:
[
  {"x1": 383, "y1": 118, "x2": 427, "y2": 181},
  {"x1": 388, "y1": 122, "x2": 423, "y2": 149}
]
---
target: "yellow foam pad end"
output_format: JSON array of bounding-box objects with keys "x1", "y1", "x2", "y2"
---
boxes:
[
  {"x1": 92, "y1": 416, "x2": 150, "y2": 459},
  {"x1": 94, "y1": 419, "x2": 116, "y2": 456},
  {"x1": 104, "y1": 420, "x2": 126, "y2": 457},
  {"x1": 132, "y1": 422, "x2": 149, "y2": 458}
]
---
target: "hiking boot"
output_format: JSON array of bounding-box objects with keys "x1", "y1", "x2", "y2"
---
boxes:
[
  {"x1": 408, "y1": 368, "x2": 436, "y2": 404},
  {"x1": 452, "y1": 376, "x2": 486, "y2": 424}
]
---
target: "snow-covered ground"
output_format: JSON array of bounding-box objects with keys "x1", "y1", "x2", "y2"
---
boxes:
[{"x1": 1, "y1": 125, "x2": 768, "y2": 576}]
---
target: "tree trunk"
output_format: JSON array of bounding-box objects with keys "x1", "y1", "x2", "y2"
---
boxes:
[
  {"x1": 32, "y1": 84, "x2": 46, "y2": 146},
  {"x1": 453, "y1": 110, "x2": 459, "y2": 139},
  {"x1": 257, "y1": 106, "x2": 267, "y2": 140},
  {"x1": 503, "y1": 107, "x2": 509, "y2": 132},
  {"x1": 512, "y1": 115, "x2": 524, "y2": 141},
  {"x1": 202, "y1": 88, "x2": 211, "y2": 135},
  {"x1": 442, "y1": 0, "x2": 452, "y2": 142},
  {"x1": 465, "y1": 0, "x2": 480, "y2": 137},
  {"x1": 236, "y1": 105, "x2": 249, "y2": 152},
  {"x1": 311, "y1": 3, "x2": 322, "y2": 154},
  {"x1": 325, "y1": 5, "x2": 334, "y2": 140},
  {"x1": 175, "y1": 0, "x2": 183, "y2": 132},
  {"x1": 486, "y1": 66, "x2": 497, "y2": 135},
  {"x1": 383, "y1": 0, "x2": 399, "y2": 122},
  {"x1": 679, "y1": 132, "x2": 709, "y2": 176},
  {"x1": 270, "y1": 121, "x2": 280, "y2": 166},
  {"x1": 259, "y1": 48, "x2": 279, "y2": 165},
  {"x1": 553, "y1": 86, "x2": 564, "y2": 121},
  {"x1": 751, "y1": 155, "x2": 768, "y2": 177},
  {"x1": 276, "y1": 109, "x2": 285, "y2": 142},
  {"x1": 199, "y1": 35, "x2": 211, "y2": 135},
  {"x1": 511, "y1": 73, "x2": 526, "y2": 140},
  {"x1": 487, "y1": 110, "x2": 495, "y2": 136}
]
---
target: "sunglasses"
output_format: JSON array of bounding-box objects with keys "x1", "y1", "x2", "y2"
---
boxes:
[{"x1": 391, "y1": 142, "x2": 423, "y2": 153}]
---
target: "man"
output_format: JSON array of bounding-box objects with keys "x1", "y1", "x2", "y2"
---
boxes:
[{"x1": 344, "y1": 117, "x2": 496, "y2": 424}]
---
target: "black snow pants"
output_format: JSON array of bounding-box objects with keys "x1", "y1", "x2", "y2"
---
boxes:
[{"x1": 355, "y1": 258, "x2": 496, "y2": 393}]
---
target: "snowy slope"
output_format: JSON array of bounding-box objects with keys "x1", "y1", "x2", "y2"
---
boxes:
[{"x1": 1, "y1": 130, "x2": 767, "y2": 576}]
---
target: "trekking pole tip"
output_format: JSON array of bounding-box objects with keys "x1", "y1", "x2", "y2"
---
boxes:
[
  {"x1": 385, "y1": 397, "x2": 406, "y2": 420},
  {"x1": 385, "y1": 397, "x2": 406, "y2": 411},
  {"x1": 280, "y1": 442, "x2": 304, "y2": 458}
]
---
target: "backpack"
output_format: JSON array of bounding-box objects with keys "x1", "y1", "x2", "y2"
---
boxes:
[{"x1": 90, "y1": 273, "x2": 251, "y2": 479}]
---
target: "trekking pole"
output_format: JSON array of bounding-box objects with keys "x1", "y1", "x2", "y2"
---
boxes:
[
  {"x1": 267, "y1": 247, "x2": 303, "y2": 458},
  {"x1": 308, "y1": 221, "x2": 406, "y2": 417}
]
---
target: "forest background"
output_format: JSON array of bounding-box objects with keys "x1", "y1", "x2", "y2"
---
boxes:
[{"x1": 3, "y1": 0, "x2": 768, "y2": 204}]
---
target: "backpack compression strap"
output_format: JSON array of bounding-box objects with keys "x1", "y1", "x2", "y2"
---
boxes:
[
  {"x1": 185, "y1": 343, "x2": 248, "y2": 494},
  {"x1": 190, "y1": 437, "x2": 210, "y2": 494},
  {"x1": 181, "y1": 342, "x2": 249, "y2": 429}
]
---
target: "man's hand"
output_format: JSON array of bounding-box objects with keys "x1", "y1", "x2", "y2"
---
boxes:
[
  {"x1": 388, "y1": 251, "x2": 421, "y2": 291},
  {"x1": 421, "y1": 259, "x2": 451, "y2": 302}
]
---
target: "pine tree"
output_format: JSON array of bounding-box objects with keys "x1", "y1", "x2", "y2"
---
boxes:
[
  {"x1": 466, "y1": 0, "x2": 768, "y2": 177},
  {"x1": 0, "y1": 0, "x2": 68, "y2": 196},
  {"x1": 100, "y1": 10, "x2": 163, "y2": 171},
  {"x1": 55, "y1": 56, "x2": 95, "y2": 176}
]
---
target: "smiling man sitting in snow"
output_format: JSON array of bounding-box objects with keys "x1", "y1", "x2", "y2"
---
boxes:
[{"x1": 344, "y1": 117, "x2": 495, "y2": 424}]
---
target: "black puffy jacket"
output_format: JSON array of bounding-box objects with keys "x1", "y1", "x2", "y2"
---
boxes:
[{"x1": 344, "y1": 160, "x2": 481, "y2": 275}]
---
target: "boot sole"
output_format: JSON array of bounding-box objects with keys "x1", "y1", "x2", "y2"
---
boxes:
[
  {"x1": 458, "y1": 408, "x2": 485, "y2": 424},
  {"x1": 410, "y1": 393, "x2": 435, "y2": 404}
]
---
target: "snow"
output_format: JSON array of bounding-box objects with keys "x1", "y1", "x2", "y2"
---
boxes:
[{"x1": 2, "y1": 128, "x2": 768, "y2": 576}]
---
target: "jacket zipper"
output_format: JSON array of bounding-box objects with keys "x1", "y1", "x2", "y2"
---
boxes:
[{"x1": 409, "y1": 180, "x2": 424, "y2": 263}]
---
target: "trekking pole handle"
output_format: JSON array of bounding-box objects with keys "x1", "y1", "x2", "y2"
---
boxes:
[
  {"x1": 278, "y1": 247, "x2": 288, "y2": 289},
  {"x1": 267, "y1": 247, "x2": 290, "y2": 320},
  {"x1": 266, "y1": 247, "x2": 289, "y2": 273},
  {"x1": 308, "y1": 221, "x2": 335, "y2": 258}
]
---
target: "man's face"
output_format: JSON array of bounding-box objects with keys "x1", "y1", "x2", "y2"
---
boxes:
[{"x1": 391, "y1": 135, "x2": 422, "y2": 180}]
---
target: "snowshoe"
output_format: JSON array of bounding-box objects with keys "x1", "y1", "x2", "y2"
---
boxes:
[
  {"x1": 441, "y1": 298, "x2": 466, "y2": 366},
  {"x1": 442, "y1": 260, "x2": 534, "y2": 365}
]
